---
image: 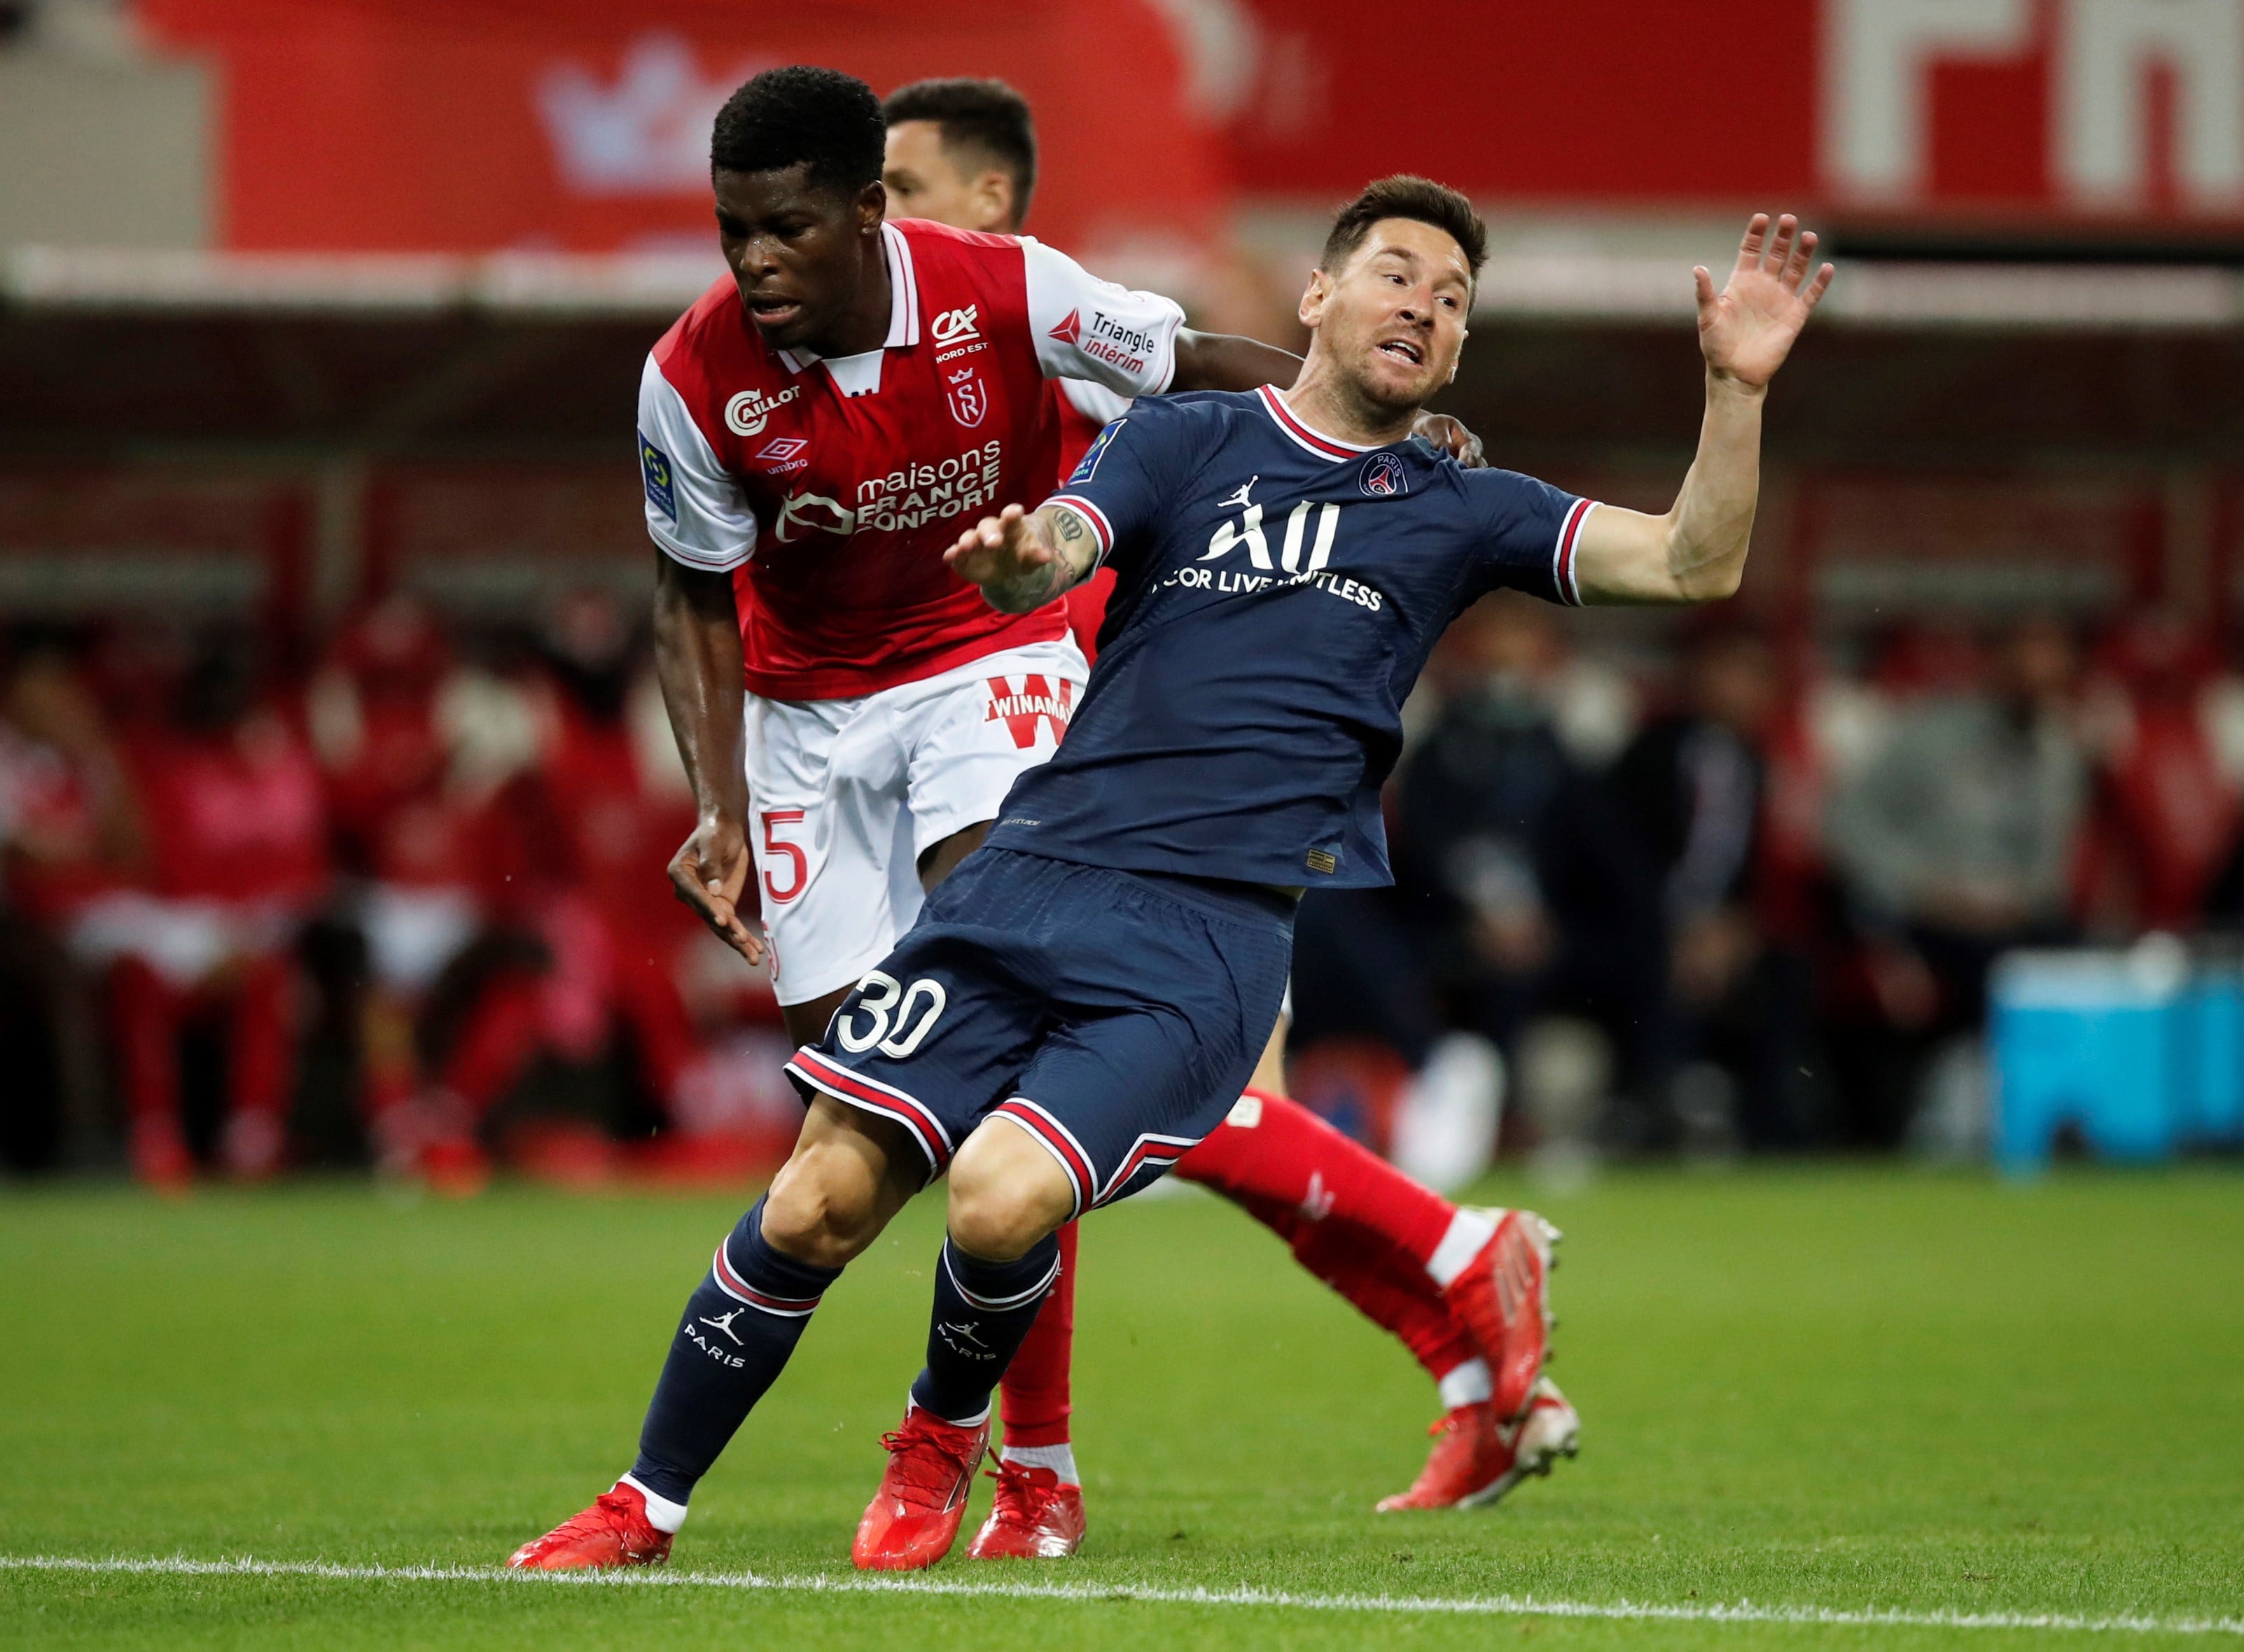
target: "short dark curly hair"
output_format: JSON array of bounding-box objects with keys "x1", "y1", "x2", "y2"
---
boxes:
[
  {"x1": 711, "y1": 66, "x2": 886, "y2": 195},
  {"x1": 882, "y1": 78, "x2": 1038, "y2": 223},
  {"x1": 1322, "y1": 176, "x2": 1488, "y2": 282}
]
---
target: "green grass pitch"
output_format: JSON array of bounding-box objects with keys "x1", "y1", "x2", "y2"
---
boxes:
[{"x1": 1, "y1": 1167, "x2": 2239, "y2": 1648}]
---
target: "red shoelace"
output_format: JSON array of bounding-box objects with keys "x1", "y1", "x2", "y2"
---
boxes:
[
  {"x1": 982, "y1": 1459, "x2": 1060, "y2": 1523},
  {"x1": 877, "y1": 1419, "x2": 985, "y2": 1506}
]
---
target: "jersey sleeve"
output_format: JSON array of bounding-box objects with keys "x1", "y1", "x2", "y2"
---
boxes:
[
  {"x1": 637, "y1": 354, "x2": 758, "y2": 572},
  {"x1": 1021, "y1": 238, "x2": 1185, "y2": 399},
  {"x1": 1462, "y1": 468, "x2": 1599, "y2": 608},
  {"x1": 1043, "y1": 404, "x2": 1190, "y2": 578},
  {"x1": 1059, "y1": 376, "x2": 1133, "y2": 425}
]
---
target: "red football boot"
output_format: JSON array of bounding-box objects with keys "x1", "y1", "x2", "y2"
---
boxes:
[
  {"x1": 852, "y1": 1406, "x2": 991, "y2": 1572},
  {"x1": 508, "y1": 1482, "x2": 673, "y2": 1571},
  {"x1": 1442, "y1": 1208, "x2": 1560, "y2": 1420},
  {"x1": 1377, "y1": 1378, "x2": 1580, "y2": 1512},
  {"x1": 966, "y1": 1460, "x2": 1087, "y2": 1559}
]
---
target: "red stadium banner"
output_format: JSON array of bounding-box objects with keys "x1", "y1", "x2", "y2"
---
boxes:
[
  {"x1": 1230, "y1": 0, "x2": 2244, "y2": 225},
  {"x1": 133, "y1": 0, "x2": 1233, "y2": 257},
  {"x1": 132, "y1": 0, "x2": 2244, "y2": 254}
]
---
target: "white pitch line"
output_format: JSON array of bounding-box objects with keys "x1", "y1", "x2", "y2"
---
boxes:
[{"x1": 3, "y1": 1553, "x2": 2239, "y2": 1638}]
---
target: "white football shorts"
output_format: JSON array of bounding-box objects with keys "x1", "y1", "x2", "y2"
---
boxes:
[{"x1": 744, "y1": 636, "x2": 1089, "y2": 1007}]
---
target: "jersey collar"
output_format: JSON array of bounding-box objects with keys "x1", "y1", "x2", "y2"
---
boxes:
[
  {"x1": 1256, "y1": 385, "x2": 1377, "y2": 461},
  {"x1": 774, "y1": 223, "x2": 924, "y2": 385}
]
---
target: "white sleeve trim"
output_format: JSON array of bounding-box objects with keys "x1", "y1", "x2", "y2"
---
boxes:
[
  {"x1": 1045, "y1": 494, "x2": 1116, "y2": 567},
  {"x1": 638, "y1": 355, "x2": 757, "y2": 573},
  {"x1": 1551, "y1": 498, "x2": 1596, "y2": 606},
  {"x1": 1021, "y1": 237, "x2": 1183, "y2": 400}
]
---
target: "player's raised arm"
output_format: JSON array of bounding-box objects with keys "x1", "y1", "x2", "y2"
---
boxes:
[
  {"x1": 945, "y1": 502, "x2": 1102, "y2": 614},
  {"x1": 1167, "y1": 329, "x2": 1299, "y2": 395},
  {"x1": 1570, "y1": 213, "x2": 1832, "y2": 606}
]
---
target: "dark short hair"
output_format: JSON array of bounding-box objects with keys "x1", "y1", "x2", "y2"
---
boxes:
[
  {"x1": 711, "y1": 66, "x2": 886, "y2": 195},
  {"x1": 882, "y1": 77, "x2": 1038, "y2": 223},
  {"x1": 1321, "y1": 176, "x2": 1488, "y2": 282}
]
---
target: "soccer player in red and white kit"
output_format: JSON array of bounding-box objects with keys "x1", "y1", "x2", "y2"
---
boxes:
[
  {"x1": 880, "y1": 79, "x2": 1575, "y2": 1550},
  {"x1": 510, "y1": 65, "x2": 1552, "y2": 1574}
]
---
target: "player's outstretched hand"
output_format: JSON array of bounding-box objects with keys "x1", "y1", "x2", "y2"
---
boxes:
[
  {"x1": 1694, "y1": 213, "x2": 1834, "y2": 389},
  {"x1": 668, "y1": 815, "x2": 763, "y2": 965},
  {"x1": 945, "y1": 503, "x2": 1052, "y2": 589}
]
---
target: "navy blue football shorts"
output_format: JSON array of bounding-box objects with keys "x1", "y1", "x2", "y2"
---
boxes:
[{"x1": 784, "y1": 847, "x2": 1295, "y2": 1217}]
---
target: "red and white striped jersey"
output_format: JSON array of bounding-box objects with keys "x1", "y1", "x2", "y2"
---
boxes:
[{"x1": 638, "y1": 218, "x2": 1183, "y2": 700}]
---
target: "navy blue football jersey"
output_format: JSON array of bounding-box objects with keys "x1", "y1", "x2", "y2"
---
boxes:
[{"x1": 982, "y1": 386, "x2": 1597, "y2": 890}]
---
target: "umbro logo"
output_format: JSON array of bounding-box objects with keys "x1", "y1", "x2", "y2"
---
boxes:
[{"x1": 754, "y1": 435, "x2": 810, "y2": 474}]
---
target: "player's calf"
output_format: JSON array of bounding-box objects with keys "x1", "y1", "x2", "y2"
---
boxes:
[{"x1": 758, "y1": 1096, "x2": 926, "y2": 1269}]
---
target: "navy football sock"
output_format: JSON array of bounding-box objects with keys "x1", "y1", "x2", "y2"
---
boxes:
[
  {"x1": 910, "y1": 1233, "x2": 1062, "y2": 1426},
  {"x1": 629, "y1": 1195, "x2": 840, "y2": 1506}
]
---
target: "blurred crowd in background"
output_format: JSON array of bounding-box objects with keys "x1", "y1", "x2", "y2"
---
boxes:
[{"x1": 7, "y1": 587, "x2": 2242, "y2": 1188}]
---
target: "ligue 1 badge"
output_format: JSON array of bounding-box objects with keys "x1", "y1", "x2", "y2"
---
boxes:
[
  {"x1": 1359, "y1": 451, "x2": 1407, "y2": 497},
  {"x1": 1068, "y1": 418, "x2": 1126, "y2": 484}
]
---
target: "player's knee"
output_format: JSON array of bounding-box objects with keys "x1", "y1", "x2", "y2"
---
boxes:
[
  {"x1": 760, "y1": 1154, "x2": 881, "y2": 1268},
  {"x1": 947, "y1": 1124, "x2": 1074, "y2": 1260}
]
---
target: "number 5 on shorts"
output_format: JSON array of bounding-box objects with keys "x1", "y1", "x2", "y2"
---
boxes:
[{"x1": 761, "y1": 809, "x2": 808, "y2": 903}]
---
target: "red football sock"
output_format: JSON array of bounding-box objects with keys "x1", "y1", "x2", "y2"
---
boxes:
[
  {"x1": 998, "y1": 1219, "x2": 1077, "y2": 1448},
  {"x1": 1176, "y1": 1090, "x2": 1475, "y2": 1380}
]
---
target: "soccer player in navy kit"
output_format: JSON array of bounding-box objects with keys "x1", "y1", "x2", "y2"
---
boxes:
[
  {"x1": 532, "y1": 174, "x2": 1830, "y2": 1575},
  {"x1": 884, "y1": 77, "x2": 1580, "y2": 1545}
]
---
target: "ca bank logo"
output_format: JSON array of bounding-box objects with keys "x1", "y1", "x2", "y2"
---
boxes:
[
  {"x1": 1360, "y1": 453, "x2": 1407, "y2": 497},
  {"x1": 931, "y1": 304, "x2": 981, "y2": 346},
  {"x1": 725, "y1": 384, "x2": 801, "y2": 437}
]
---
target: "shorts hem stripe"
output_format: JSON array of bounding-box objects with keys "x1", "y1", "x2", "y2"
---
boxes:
[
  {"x1": 1094, "y1": 1131, "x2": 1201, "y2": 1207},
  {"x1": 785, "y1": 1050, "x2": 952, "y2": 1173},
  {"x1": 991, "y1": 1100, "x2": 1090, "y2": 1221}
]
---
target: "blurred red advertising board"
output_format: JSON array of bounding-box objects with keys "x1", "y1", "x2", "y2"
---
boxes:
[
  {"x1": 134, "y1": 0, "x2": 1232, "y2": 255},
  {"x1": 131, "y1": 0, "x2": 2244, "y2": 254},
  {"x1": 1232, "y1": 0, "x2": 2244, "y2": 225}
]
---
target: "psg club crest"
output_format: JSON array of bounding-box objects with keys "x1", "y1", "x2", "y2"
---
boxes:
[
  {"x1": 946, "y1": 367, "x2": 989, "y2": 429},
  {"x1": 1359, "y1": 452, "x2": 1407, "y2": 498}
]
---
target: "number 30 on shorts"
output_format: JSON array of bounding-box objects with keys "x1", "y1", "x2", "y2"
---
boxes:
[{"x1": 835, "y1": 971, "x2": 947, "y2": 1058}]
